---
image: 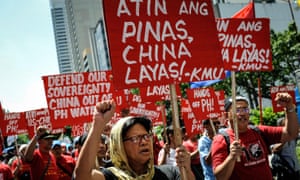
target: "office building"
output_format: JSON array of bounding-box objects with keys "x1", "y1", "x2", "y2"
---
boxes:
[{"x1": 49, "y1": 0, "x2": 102, "y2": 73}]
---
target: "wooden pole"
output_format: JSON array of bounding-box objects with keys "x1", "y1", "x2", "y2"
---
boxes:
[
  {"x1": 209, "y1": 119, "x2": 217, "y2": 136},
  {"x1": 287, "y1": 0, "x2": 298, "y2": 33},
  {"x1": 169, "y1": 83, "x2": 187, "y2": 180},
  {"x1": 258, "y1": 77, "x2": 263, "y2": 125},
  {"x1": 231, "y1": 71, "x2": 240, "y2": 162}
]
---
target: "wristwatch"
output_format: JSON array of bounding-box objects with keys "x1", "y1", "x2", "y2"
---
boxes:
[{"x1": 286, "y1": 105, "x2": 296, "y2": 113}]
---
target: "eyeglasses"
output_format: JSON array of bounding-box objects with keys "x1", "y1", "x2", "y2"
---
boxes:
[
  {"x1": 236, "y1": 107, "x2": 250, "y2": 114},
  {"x1": 123, "y1": 134, "x2": 152, "y2": 144}
]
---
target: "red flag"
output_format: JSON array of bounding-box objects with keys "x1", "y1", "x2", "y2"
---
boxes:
[
  {"x1": 0, "y1": 102, "x2": 3, "y2": 121},
  {"x1": 232, "y1": 1, "x2": 255, "y2": 18}
]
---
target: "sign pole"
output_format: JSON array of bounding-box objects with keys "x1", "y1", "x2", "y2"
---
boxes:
[
  {"x1": 257, "y1": 77, "x2": 263, "y2": 125},
  {"x1": 231, "y1": 71, "x2": 240, "y2": 162},
  {"x1": 169, "y1": 83, "x2": 187, "y2": 180},
  {"x1": 160, "y1": 102, "x2": 168, "y2": 145}
]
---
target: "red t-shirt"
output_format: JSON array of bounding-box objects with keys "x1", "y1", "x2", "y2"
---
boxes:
[
  {"x1": 183, "y1": 139, "x2": 200, "y2": 165},
  {"x1": 11, "y1": 158, "x2": 32, "y2": 179},
  {"x1": 56, "y1": 154, "x2": 76, "y2": 180},
  {"x1": 211, "y1": 126, "x2": 282, "y2": 180},
  {"x1": 0, "y1": 163, "x2": 13, "y2": 180},
  {"x1": 30, "y1": 149, "x2": 59, "y2": 180}
]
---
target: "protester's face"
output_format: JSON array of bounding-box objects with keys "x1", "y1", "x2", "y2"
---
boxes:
[
  {"x1": 97, "y1": 139, "x2": 107, "y2": 159},
  {"x1": 205, "y1": 118, "x2": 220, "y2": 133},
  {"x1": 61, "y1": 145, "x2": 66, "y2": 153},
  {"x1": 228, "y1": 100, "x2": 250, "y2": 132},
  {"x1": 123, "y1": 124, "x2": 152, "y2": 167},
  {"x1": 52, "y1": 146, "x2": 62, "y2": 157},
  {"x1": 39, "y1": 138, "x2": 53, "y2": 152}
]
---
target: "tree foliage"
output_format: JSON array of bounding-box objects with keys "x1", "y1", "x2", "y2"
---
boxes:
[{"x1": 250, "y1": 107, "x2": 285, "y2": 126}]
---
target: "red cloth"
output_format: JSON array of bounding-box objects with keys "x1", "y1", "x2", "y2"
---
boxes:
[
  {"x1": 56, "y1": 154, "x2": 76, "y2": 180},
  {"x1": 153, "y1": 135, "x2": 162, "y2": 165},
  {"x1": 183, "y1": 139, "x2": 200, "y2": 165},
  {"x1": 72, "y1": 149, "x2": 79, "y2": 161},
  {"x1": 30, "y1": 149, "x2": 59, "y2": 180},
  {"x1": 211, "y1": 126, "x2": 282, "y2": 180},
  {"x1": 11, "y1": 158, "x2": 32, "y2": 179},
  {"x1": 0, "y1": 163, "x2": 13, "y2": 180}
]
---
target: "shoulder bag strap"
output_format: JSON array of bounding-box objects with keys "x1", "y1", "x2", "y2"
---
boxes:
[
  {"x1": 57, "y1": 162, "x2": 73, "y2": 177},
  {"x1": 40, "y1": 155, "x2": 51, "y2": 180}
]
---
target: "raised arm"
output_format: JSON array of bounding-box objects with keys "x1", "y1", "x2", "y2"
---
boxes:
[
  {"x1": 73, "y1": 100, "x2": 116, "y2": 180},
  {"x1": 275, "y1": 93, "x2": 299, "y2": 143},
  {"x1": 24, "y1": 126, "x2": 45, "y2": 162}
]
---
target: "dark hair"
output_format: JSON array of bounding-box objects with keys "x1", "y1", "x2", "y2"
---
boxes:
[
  {"x1": 166, "y1": 125, "x2": 174, "y2": 135},
  {"x1": 121, "y1": 116, "x2": 152, "y2": 139},
  {"x1": 100, "y1": 134, "x2": 109, "y2": 144},
  {"x1": 78, "y1": 133, "x2": 88, "y2": 146},
  {"x1": 202, "y1": 119, "x2": 210, "y2": 125}
]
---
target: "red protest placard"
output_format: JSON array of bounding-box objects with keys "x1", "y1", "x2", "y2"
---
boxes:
[
  {"x1": 139, "y1": 84, "x2": 171, "y2": 102},
  {"x1": 103, "y1": 0, "x2": 225, "y2": 89},
  {"x1": 217, "y1": 18, "x2": 272, "y2": 71},
  {"x1": 181, "y1": 98, "x2": 203, "y2": 137},
  {"x1": 270, "y1": 85, "x2": 296, "y2": 112},
  {"x1": 112, "y1": 89, "x2": 131, "y2": 115},
  {"x1": 139, "y1": 84, "x2": 181, "y2": 102},
  {"x1": 42, "y1": 71, "x2": 113, "y2": 127},
  {"x1": 215, "y1": 90, "x2": 226, "y2": 113},
  {"x1": 1, "y1": 112, "x2": 28, "y2": 136},
  {"x1": 129, "y1": 102, "x2": 161, "y2": 124},
  {"x1": 25, "y1": 108, "x2": 54, "y2": 138},
  {"x1": 72, "y1": 124, "x2": 85, "y2": 137},
  {"x1": 186, "y1": 87, "x2": 221, "y2": 120}
]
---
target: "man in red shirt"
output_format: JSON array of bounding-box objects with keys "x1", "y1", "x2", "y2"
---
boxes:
[
  {"x1": 52, "y1": 140, "x2": 76, "y2": 180},
  {"x1": 211, "y1": 93, "x2": 298, "y2": 180},
  {"x1": 183, "y1": 133, "x2": 204, "y2": 180},
  {"x1": 11, "y1": 144, "x2": 32, "y2": 180},
  {"x1": 0, "y1": 156, "x2": 13, "y2": 180},
  {"x1": 24, "y1": 126, "x2": 59, "y2": 180}
]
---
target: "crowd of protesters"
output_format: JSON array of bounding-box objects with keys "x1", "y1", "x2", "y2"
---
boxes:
[{"x1": 0, "y1": 92, "x2": 299, "y2": 180}]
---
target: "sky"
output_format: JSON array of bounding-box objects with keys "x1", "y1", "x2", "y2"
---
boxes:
[{"x1": 0, "y1": 1, "x2": 59, "y2": 112}]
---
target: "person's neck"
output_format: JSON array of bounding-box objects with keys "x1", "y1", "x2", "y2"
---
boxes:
[
  {"x1": 39, "y1": 148, "x2": 50, "y2": 154},
  {"x1": 229, "y1": 127, "x2": 248, "y2": 133},
  {"x1": 131, "y1": 163, "x2": 148, "y2": 175}
]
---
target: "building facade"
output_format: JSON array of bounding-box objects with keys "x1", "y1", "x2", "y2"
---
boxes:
[
  {"x1": 50, "y1": 0, "x2": 74, "y2": 74},
  {"x1": 49, "y1": 0, "x2": 102, "y2": 73}
]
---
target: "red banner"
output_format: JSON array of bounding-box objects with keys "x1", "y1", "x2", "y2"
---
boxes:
[
  {"x1": 270, "y1": 85, "x2": 296, "y2": 113},
  {"x1": 1, "y1": 112, "x2": 28, "y2": 136},
  {"x1": 42, "y1": 71, "x2": 113, "y2": 127},
  {"x1": 24, "y1": 108, "x2": 65, "y2": 138},
  {"x1": 217, "y1": 18, "x2": 272, "y2": 71},
  {"x1": 139, "y1": 84, "x2": 181, "y2": 102},
  {"x1": 103, "y1": 0, "x2": 225, "y2": 89},
  {"x1": 215, "y1": 90, "x2": 226, "y2": 113},
  {"x1": 186, "y1": 87, "x2": 221, "y2": 120},
  {"x1": 129, "y1": 102, "x2": 162, "y2": 125},
  {"x1": 181, "y1": 99, "x2": 203, "y2": 137}
]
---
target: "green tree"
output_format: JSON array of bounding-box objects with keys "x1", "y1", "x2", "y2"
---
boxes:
[{"x1": 250, "y1": 107, "x2": 284, "y2": 126}]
